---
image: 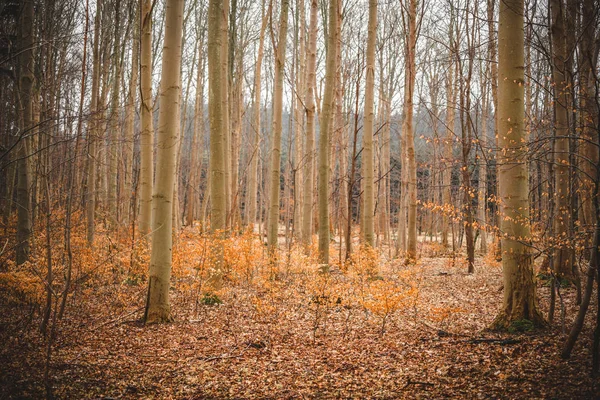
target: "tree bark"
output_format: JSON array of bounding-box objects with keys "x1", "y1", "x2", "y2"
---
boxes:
[
  {"x1": 107, "y1": 0, "x2": 122, "y2": 226},
  {"x1": 579, "y1": 0, "x2": 598, "y2": 258},
  {"x1": 16, "y1": 0, "x2": 35, "y2": 265},
  {"x1": 246, "y1": 1, "x2": 269, "y2": 229},
  {"x1": 550, "y1": 0, "x2": 573, "y2": 280},
  {"x1": 139, "y1": 0, "x2": 154, "y2": 235},
  {"x1": 441, "y1": 13, "x2": 455, "y2": 250},
  {"x1": 302, "y1": 0, "x2": 318, "y2": 248},
  {"x1": 293, "y1": 0, "x2": 306, "y2": 240},
  {"x1": 144, "y1": 0, "x2": 184, "y2": 324},
  {"x1": 492, "y1": 0, "x2": 544, "y2": 329},
  {"x1": 123, "y1": 0, "x2": 139, "y2": 224},
  {"x1": 267, "y1": 0, "x2": 290, "y2": 253},
  {"x1": 317, "y1": 0, "x2": 338, "y2": 266},
  {"x1": 361, "y1": 0, "x2": 377, "y2": 248},
  {"x1": 404, "y1": 0, "x2": 418, "y2": 261},
  {"x1": 186, "y1": 33, "x2": 206, "y2": 227},
  {"x1": 86, "y1": 0, "x2": 102, "y2": 245},
  {"x1": 207, "y1": 0, "x2": 228, "y2": 289}
]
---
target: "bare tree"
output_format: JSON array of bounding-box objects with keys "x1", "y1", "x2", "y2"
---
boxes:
[{"x1": 144, "y1": 0, "x2": 184, "y2": 324}]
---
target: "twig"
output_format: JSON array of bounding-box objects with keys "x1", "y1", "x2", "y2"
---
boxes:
[
  {"x1": 92, "y1": 306, "x2": 143, "y2": 331},
  {"x1": 201, "y1": 352, "x2": 246, "y2": 362},
  {"x1": 200, "y1": 343, "x2": 253, "y2": 362},
  {"x1": 419, "y1": 320, "x2": 459, "y2": 337},
  {"x1": 467, "y1": 338, "x2": 521, "y2": 345},
  {"x1": 401, "y1": 378, "x2": 434, "y2": 390}
]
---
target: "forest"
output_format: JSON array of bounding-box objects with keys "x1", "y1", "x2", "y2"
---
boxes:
[{"x1": 0, "y1": 0, "x2": 599, "y2": 397}]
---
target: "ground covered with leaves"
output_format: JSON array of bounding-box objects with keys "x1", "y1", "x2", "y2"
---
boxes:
[{"x1": 1, "y1": 227, "x2": 599, "y2": 399}]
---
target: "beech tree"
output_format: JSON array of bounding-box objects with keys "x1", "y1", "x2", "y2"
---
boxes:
[
  {"x1": 16, "y1": 0, "x2": 34, "y2": 265},
  {"x1": 246, "y1": 1, "x2": 269, "y2": 229},
  {"x1": 139, "y1": 0, "x2": 154, "y2": 235},
  {"x1": 207, "y1": 0, "x2": 228, "y2": 289},
  {"x1": 86, "y1": 0, "x2": 102, "y2": 245},
  {"x1": 107, "y1": 0, "x2": 122, "y2": 226},
  {"x1": 302, "y1": 0, "x2": 318, "y2": 248},
  {"x1": 361, "y1": 0, "x2": 376, "y2": 248},
  {"x1": 549, "y1": 0, "x2": 573, "y2": 280},
  {"x1": 317, "y1": 0, "x2": 338, "y2": 266},
  {"x1": 4, "y1": 0, "x2": 600, "y2": 390},
  {"x1": 144, "y1": 0, "x2": 184, "y2": 324},
  {"x1": 400, "y1": 0, "x2": 418, "y2": 261},
  {"x1": 492, "y1": 0, "x2": 544, "y2": 329},
  {"x1": 267, "y1": 0, "x2": 290, "y2": 253}
]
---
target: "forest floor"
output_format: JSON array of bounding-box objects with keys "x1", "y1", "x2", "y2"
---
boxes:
[{"x1": 1, "y1": 228, "x2": 599, "y2": 399}]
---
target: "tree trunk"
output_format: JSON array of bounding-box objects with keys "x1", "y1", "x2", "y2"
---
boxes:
[
  {"x1": 487, "y1": 0, "x2": 502, "y2": 260},
  {"x1": 442, "y1": 17, "x2": 455, "y2": 249},
  {"x1": 317, "y1": 0, "x2": 338, "y2": 266},
  {"x1": 550, "y1": 0, "x2": 573, "y2": 280},
  {"x1": 107, "y1": 0, "x2": 122, "y2": 226},
  {"x1": 123, "y1": 1, "x2": 139, "y2": 224},
  {"x1": 86, "y1": 0, "x2": 102, "y2": 245},
  {"x1": 207, "y1": 0, "x2": 228, "y2": 289},
  {"x1": 144, "y1": 0, "x2": 184, "y2": 324},
  {"x1": 404, "y1": 0, "x2": 418, "y2": 261},
  {"x1": 186, "y1": 34, "x2": 206, "y2": 227},
  {"x1": 246, "y1": 1, "x2": 269, "y2": 229},
  {"x1": 16, "y1": 0, "x2": 35, "y2": 265},
  {"x1": 478, "y1": 64, "x2": 488, "y2": 254},
  {"x1": 361, "y1": 0, "x2": 377, "y2": 248},
  {"x1": 139, "y1": 0, "x2": 154, "y2": 235},
  {"x1": 578, "y1": 0, "x2": 598, "y2": 258},
  {"x1": 267, "y1": 0, "x2": 290, "y2": 253},
  {"x1": 221, "y1": 0, "x2": 231, "y2": 226},
  {"x1": 302, "y1": 0, "x2": 318, "y2": 248},
  {"x1": 492, "y1": 0, "x2": 544, "y2": 329},
  {"x1": 293, "y1": 0, "x2": 305, "y2": 241}
]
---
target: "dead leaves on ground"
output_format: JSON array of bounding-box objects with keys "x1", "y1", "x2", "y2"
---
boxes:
[{"x1": 0, "y1": 230, "x2": 598, "y2": 399}]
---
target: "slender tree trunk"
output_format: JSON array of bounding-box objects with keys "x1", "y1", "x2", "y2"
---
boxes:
[
  {"x1": 221, "y1": 0, "x2": 231, "y2": 226},
  {"x1": 207, "y1": 0, "x2": 228, "y2": 289},
  {"x1": 107, "y1": 0, "x2": 122, "y2": 226},
  {"x1": 246, "y1": 1, "x2": 269, "y2": 229},
  {"x1": 404, "y1": 0, "x2": 418, "y2": 261},
  {"x1": 228, "y1": 0, "x2": 242, "y2": 229},
  {"x1": 347, "y1": 65, "x2": 362, "y2": 260},
  {"x1": 16, "y1": 0, "x2": 35, "y2": 265},
  {"x1": 361, "y1": 0, "x2": 377, "y2": 248},
  {"x1": 396, "y1": 126, "x2": 408, "y2": 255},
  {"x1": 267, "y1": 0, "x2": 290, "y2": 253},
  {"x1": 579, "y1": 0, "x2": 599, "y2": 249},
  {"x1": 317, "y1": 0, "x2": 338, "y2": 266},
  {"x1": 442, "y1": 19, "x2": 455, "y2": 249},
  {"x1": 302, "y1": 0, "x2": 318, "y2": 247},
  {"x1": 381, "y1": 95, "x2": 391, "y2": 244},
  {"x1": 478, "y1": 90, "x2": 488, "y2": 254},
  {"x1": 139, "y1": 0, "x2": 154, "y2": 236},
  {"x1": 230, "y1": 48, "x2": 243, "y2": 229},
  {"x1": 563, "y1": 207, "x2": 600, "y2": 358},
  {"x1": 96, "y1": 16, "x2": 111, "y2": 213},
  {"x1": 487, "y1": 0, "x2": 502, "y2": 260},
  {"x1": 293, "y1": 0, "x2": 305, "y2": 240},
  {"x1": 86, "y1": 0, "x2": 101, "y2": 245},
  {"x1": 187, "y1": 35, "x2": 206, "y2": 227},
  {"x1": 458, "y1": 3, "x2": 476, "y2": 273},
  {"x1": 124, "y1": 1, "x2": 139, "y2": 224},
  {"x1": 550, "y1": 0, "x2": 573, "y2": 280}
]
